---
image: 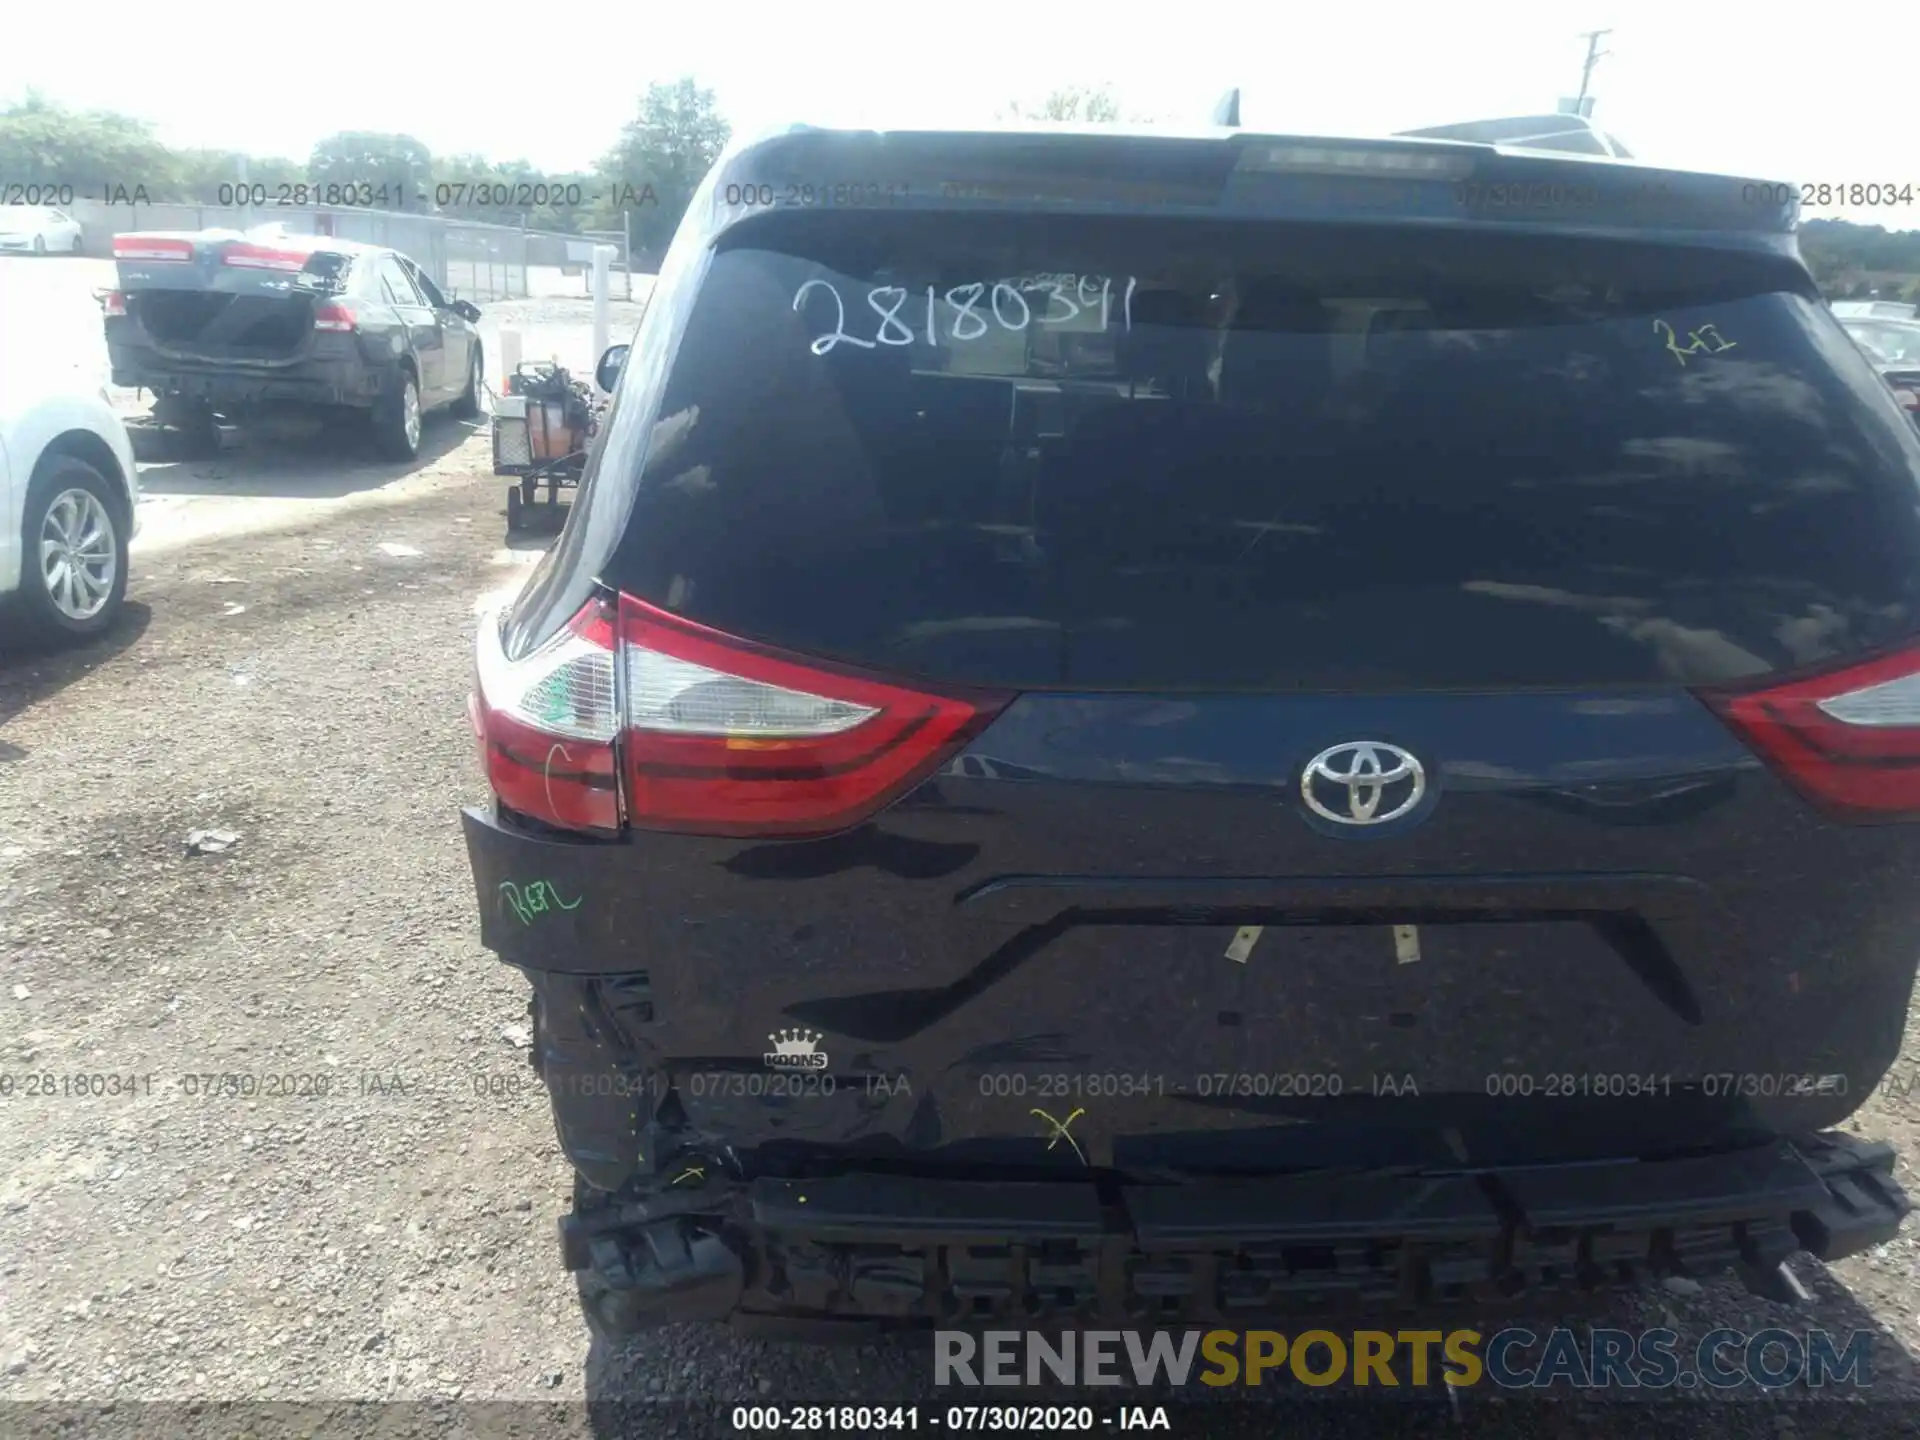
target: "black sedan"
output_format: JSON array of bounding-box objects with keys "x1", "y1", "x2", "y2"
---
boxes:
[{"x1": 103, "y1": 228, "x2": 483, "y2": 459}]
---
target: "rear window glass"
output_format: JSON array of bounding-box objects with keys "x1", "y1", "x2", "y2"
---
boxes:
[{"x1": 604, "y1": 212, "x2": 1920, "y2": 690}]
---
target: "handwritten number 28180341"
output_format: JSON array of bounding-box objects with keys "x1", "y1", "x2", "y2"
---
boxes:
[{"x1": 793, "y1": 276, "x2": 1136, "y2": 356}]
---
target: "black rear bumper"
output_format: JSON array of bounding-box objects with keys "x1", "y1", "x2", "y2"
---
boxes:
[
  {"x1": 566, "y1": 1132, "x2": 1911, "y2": 1330},
  {"x1": 108, "y1": 350, "x2": 386, "y2": 408}
]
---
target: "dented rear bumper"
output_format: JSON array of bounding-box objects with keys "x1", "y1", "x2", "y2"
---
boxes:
[{"x1": 462, "y1": 802, "x2": 1915, "y2": 1326}]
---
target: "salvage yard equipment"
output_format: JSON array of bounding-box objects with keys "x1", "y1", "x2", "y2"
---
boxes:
[{"x1": 493, "y1": 360, "x2": 601, "y2": 533}]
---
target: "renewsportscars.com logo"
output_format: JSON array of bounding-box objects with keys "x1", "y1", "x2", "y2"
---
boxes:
[{"x1": 935, "y1": 1327, "x2": 1876, "y2": 1391}]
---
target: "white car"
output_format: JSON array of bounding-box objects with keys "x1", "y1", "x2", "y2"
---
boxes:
[
  {"x1": 0, "y1": 359, "x2": 139, "y2": 642},
  {"x1": 0, "y1": 205, "x2": 84, "y2": 255}
]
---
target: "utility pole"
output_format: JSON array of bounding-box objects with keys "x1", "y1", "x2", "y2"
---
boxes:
[{"x1": 1575, "y1": 29, "x2": 1612, "y2": 109}]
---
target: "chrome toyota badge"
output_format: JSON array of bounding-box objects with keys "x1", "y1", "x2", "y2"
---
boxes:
[{"x1": 1300, "y1": 741, "x2": 1427, "y2": 826}]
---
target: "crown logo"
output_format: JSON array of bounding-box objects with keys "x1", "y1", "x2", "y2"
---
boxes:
[{"x1": 763, "y1": 1028, "x2": 829, "y2": 1070}]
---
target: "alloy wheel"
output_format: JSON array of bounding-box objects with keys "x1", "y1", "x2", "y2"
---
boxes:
[{"x1": 39, "y1": 488, "x2": 116, "y2": 621}]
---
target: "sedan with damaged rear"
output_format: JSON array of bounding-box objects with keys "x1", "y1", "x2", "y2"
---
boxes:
[
  {"x1": 102, "y1": 228, "x2": 484, "y2": 460},
  {"x1": 465, "y1": 120, "x2": 1918, "y2": 1341}
]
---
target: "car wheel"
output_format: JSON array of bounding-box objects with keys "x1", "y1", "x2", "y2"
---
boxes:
[
  {"x1": 15, "y1": 457, "x2": 128, "y2": 642},
  {"x1": 372, "y1": 371, "x2": 422, "y2": 460},
  {"x1": 506, "y1": 485, "x2": 524, "y2": 532},
  {"x1": 450, "y1": 345, "x2": 482, "y2": 419}
]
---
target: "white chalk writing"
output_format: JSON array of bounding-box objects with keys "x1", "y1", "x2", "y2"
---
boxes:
[{"x1": 792, "y1": 275, "x2": 1137, "y2": 356}]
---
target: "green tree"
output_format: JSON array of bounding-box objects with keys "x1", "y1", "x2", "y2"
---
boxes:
[
  {"x1": 308, "y1": 130, "x2": 434, "y2": 206},
  {"x1": 0, "y1": 93, "x2": 176, "y2": 196},
  {"x1": 1801, "y1": 218, "x2": 1920, "y2": 297},
  {"x1": 434, "y1": 152, "x2": 593, "y2": 233},
  {"x1": 1000, "y1": 85, "x2": 1127, "y2": 123},
  {"x1": 174, "y1": 148, "x2": 305, "y2": 202},
  {"x1": 595, "y1": 77, "x2": 731, "y2": 253}
]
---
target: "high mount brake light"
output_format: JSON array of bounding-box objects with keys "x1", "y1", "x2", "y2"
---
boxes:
[
  {"x1": 471, "y1": 594, "x2": 1012, "y2": 839},
  {"x1": 1699, "y1": 643, "x2": 1920, "y2": 820}
]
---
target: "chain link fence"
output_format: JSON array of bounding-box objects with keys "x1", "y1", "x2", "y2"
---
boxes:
[{"x1": 67, "y1": 198, "x2": 627, "y2": 303}]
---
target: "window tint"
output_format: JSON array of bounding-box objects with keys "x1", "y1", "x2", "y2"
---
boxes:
[
  {"x1": 410, "y1": 265, "x2": 449, "y2": 308},
  {"x1": 603, "y1": 212, "x2": 1920, "y2": 690},
  {"x1": 379, "y1": 256, "x2": 423, "y2": 306}
]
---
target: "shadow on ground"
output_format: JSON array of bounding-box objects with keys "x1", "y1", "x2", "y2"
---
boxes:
[
  {"x1": 573, "y1": 1269, "x2": 1920, "y2": 1438},
  {"x1": 130, "y1": 412, "x2": 486, "y2": 501},
  {"x1": 0, "y1": 600, "x2": 153, "y2": 732}
]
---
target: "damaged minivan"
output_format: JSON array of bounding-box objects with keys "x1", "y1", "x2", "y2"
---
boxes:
[
  {"x1": 464, "y1": 123, "x2": 1917, "y2": 1338},
  {"x1": 103, "y1": 228, "x2": 483, "y2": 459}
]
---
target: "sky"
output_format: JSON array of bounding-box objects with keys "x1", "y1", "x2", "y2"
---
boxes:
[{"x1": 8, "y1": 0, "x2": 1920, "y2": 228}]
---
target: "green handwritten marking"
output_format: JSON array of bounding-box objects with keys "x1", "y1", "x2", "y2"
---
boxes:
[
  {"x1": 1655, "y1": 317, "x2": 1740, "y2": 367},
  {"x1": 499, "y1": 880, "x2": 584, "y2": 926}
]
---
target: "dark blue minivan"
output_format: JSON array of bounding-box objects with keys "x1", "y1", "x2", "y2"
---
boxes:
[{"x1": 464, "y1": 124, "x2": 1916, "y2": 1336}]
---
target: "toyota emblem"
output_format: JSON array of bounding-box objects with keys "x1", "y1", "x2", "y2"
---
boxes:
[{"x1": 1300, "y1": 741, "x2": 1427, "y2": 826}]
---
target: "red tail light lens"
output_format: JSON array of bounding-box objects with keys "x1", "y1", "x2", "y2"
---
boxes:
[
  {"x1": 313, "y1": 301, "x2": 356, "y2": 332},
  {"x1": 113, "y1": 235, "x2": 192, "y2": 261},
  {"x1": 222, "y1": 242, "x2": 310, "y2": 272},
  {"x1": 474, "y1": 594, "x2": 1011, "y2": 839},
  {"x1": 616, "y1": 594, "x2": 1011, "y2": 837},
  {"x1": 1699, "y1": 643, "x2": 1920, "y2": 819},
  {"x1": 473, "y1": 598, "x2": 621, "y2": 835},
  {"x1": 101, "y1": 290, "x2": 127, "y2": 318}
]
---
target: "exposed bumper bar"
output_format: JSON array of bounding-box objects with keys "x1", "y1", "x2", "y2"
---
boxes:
[{"x1": 563, "y1": 1131, "x2": 1910, "y2": 1329}]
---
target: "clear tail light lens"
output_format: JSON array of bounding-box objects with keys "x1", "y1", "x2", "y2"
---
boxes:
[
  {"x1": 473, "y1": 598, "x2": 621, "y2": 834},
  {"x1": 616, "y1": 594, "x2": 1011, "y2": 837},
  {"x1": 1699, "y1": 643, "x2": 1920, "y2": 820}
]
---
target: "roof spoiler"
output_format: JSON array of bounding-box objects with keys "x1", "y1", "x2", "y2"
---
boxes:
[{"x1": 1392, "y1": 112, "x2": 1634, "y2": 159}]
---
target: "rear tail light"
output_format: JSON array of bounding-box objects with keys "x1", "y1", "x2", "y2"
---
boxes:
[
  {"x1": 221, "y1": 242, "x2": 309, "y2": 272},
  {"x1": 617, "y1": 594, "x2": 1009, "y2": 837},
  {"x1": 313, "y1": 301, "x2": 357, "y2": 332},
  {"x1": 472, "y1": 593, "x2": 1011, "y2": 838},
  {"x1": 473, "y1": 598, "x2": 621, "y2": 835},
  {"x1": 1893, "y1": 387, "x2": 1920, "y2": 412},
  {"x1": 101, "y1": 290, "x2": 127, "y2": 318},
  {"x1": 1699, "y1": 643, "x2": 1920, "y2": 820},
  {"x1": 112, "y1": 235, "x2": 192, "y2": 262}
]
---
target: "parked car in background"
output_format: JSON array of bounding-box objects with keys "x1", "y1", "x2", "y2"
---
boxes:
[
  {"x1": 1840, "y1": 316, "x2": 1920, "y2": 425},
  {"x1": 1832, "y1": 300, "x2": 1919, "y2": 320},
  {"x1": 0, "y1": 205, "x2": 83, "y2": 255},
  {"x1": 0, "y1": 353, "x2": 139, "y2": 642},
  {"x1": 102, "y1": 227, "x2": 484, "y2": 460},
  {"x1": 465, "y1": 123, "x2": 1916, "y2": 1340}
]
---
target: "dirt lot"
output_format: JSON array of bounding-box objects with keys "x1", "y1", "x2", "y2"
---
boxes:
[{"x1": 4, "y1": 413, "x2": 1920, "y2": 1438}]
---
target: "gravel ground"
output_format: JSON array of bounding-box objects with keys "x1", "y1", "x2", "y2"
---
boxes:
[{"x1": 3, "y1": 426, "x2": 1920, "y2": 1439}]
